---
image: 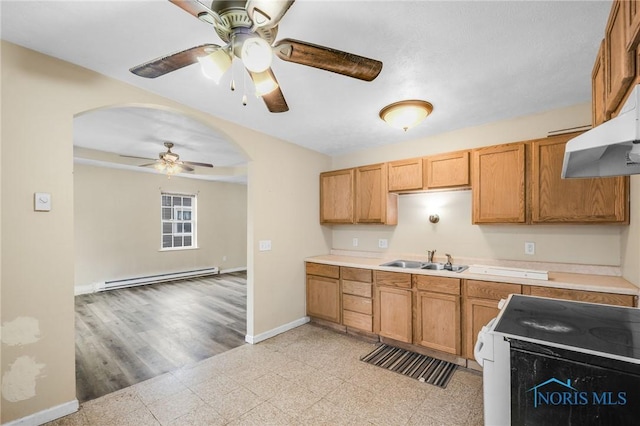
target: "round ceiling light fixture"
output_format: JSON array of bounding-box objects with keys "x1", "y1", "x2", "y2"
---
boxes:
[{"x1": 379, "y1": 100, "x2": 433, "y2": 131}]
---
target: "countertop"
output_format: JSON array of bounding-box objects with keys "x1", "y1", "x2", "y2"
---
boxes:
[{"x1": 305, "y1": 254, "x2": 640, "y2": 296}]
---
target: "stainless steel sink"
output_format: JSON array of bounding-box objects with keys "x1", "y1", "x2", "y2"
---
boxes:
[
  {"x1": 379, "y1": 260, "x2": 469, "y2": 273},
  {"x1": 379, "y1": 260, "x2": 424, "y2": 269},
  {"x1": 422, "y1": 263, "x2": 469, "y2": 273}
]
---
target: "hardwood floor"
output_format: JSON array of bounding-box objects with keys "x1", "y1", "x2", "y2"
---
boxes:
[{"x1": 75, "y1": 272, "x2": 247, "y2": 402}]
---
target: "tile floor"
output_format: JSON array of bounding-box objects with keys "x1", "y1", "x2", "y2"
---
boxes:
[{"x1": 47, "y1": 323, "x2": 484, "y2": 425}]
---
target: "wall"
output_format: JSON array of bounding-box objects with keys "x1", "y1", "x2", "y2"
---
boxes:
[
  {"x1": 74, "y1": 164, "x2": 247, "y2": 291},
  {"x1": 330, "y1": 104, "x2": 628, "y2": 268},
  {"x1": 622, "y1": 176, "x2": 640, "y2": 283},
  {"x1": 0, "y1": 41, "x2": 331, "y2": 424}
]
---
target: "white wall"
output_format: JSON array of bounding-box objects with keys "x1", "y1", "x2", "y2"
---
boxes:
[
  {"x1": 74, "y1": 164, "x2": 247, "y2": 290},
  {"x1": 330, "y1": 104, "x2": 628, "y2": 268},
  {"x1": 0, "y1": 41, "x2": 331, "y2": 424}
]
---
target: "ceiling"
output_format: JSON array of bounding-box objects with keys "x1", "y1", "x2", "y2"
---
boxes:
[{"x1": 1, "y1": 0, "x2": 612, "y2": 180}]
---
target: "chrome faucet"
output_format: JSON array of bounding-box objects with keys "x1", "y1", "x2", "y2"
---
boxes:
[
  {"x1": 427, "y1": 250, "x2": 436, "y2": 263},
  {"x1": 444, "y1": 254, "x2": 453, "y2": 270}
]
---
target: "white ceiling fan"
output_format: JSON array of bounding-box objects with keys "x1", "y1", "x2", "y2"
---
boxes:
[{"x1": 123, "y1": 142, "x2": 214, "y2": 177}]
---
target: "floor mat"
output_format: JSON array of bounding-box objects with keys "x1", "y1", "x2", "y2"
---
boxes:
[{"x1": 360, "y1": 344, "x2": 457, "y2": 388}]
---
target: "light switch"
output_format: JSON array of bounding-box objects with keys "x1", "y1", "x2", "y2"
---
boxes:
[
  {"x1": 259, "y1": 240, "x2": 272, "y2": 251},
  {"x1": 34, "y1": 192, "x2": 51, "y2": 211}
]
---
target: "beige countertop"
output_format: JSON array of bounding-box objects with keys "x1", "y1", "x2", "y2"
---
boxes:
[{"x1": 306, "y1": 254, "x2": 640, "y2": 297}]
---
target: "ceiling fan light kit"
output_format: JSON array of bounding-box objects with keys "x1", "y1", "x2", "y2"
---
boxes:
[
  {"x1": 129, "y1": 0, "x2": 383, "y2": 113},
  {"x1": 379, "y1": 100, "x2": 434, "y2": 131},
  {"x1": 197, "y1": 48, "x2": 232, "y2": 83}
]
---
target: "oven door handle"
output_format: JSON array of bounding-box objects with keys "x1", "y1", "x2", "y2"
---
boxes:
[{"x1": 474, "y1": 317, "x2": 498, "y2": 366}]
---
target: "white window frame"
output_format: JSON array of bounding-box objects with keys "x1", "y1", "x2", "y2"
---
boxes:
[{"x1": 160, "y1": 192, "x2": 197, "y2": 251}]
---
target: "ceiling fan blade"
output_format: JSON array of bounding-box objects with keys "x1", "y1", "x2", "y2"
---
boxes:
[
  {"x1": 138, "y1": 162, "x2": 159, "y2": 168},
  {"x1": 130, "y1": 44, "x2": 221, "y2": 78},
  {"x1": 249, "y1": 69, "x2": 289, "y2": 113},
  {"x1": 179, "y1": 164, "x2": 195, "y2": 172},
  {"x1": 273, "y1": 38, "x2": 383, "y2": 81},
  {"x1": 246, "y1": 0, "x2": 294, "y2": 30},
  {"x1": 120, "y1": 154, "x2": 156, "y2": 161},
  {"x1": 182, "y1": 160, "x2": 214, "y2": 168}
]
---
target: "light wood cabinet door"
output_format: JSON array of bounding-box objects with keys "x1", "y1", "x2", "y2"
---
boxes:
[
  {"x1": 306, "y1": 275, "x2": 341, "y2": 323},
  {"x1": 415, "y1": 291, "x2": 461, "y2": 355},
  {"x1": 374, "y1": 285, "x2": 413, "y2": 343},
  {"x1": 355, "y1": 163, "x2": 398, "y2": 224},
  {"x1": 526, "y1": 286, "x2": 636, "y2": 307},
  {"x1": 592, "y1": 39, "x2": 607, "y2": 126},
  {"x1": 320, "y1": 169, "x2": 354, "y2": 224},
  {"x1": 531, "y1": 134, "x2": 628, "y2": 223},
  {"x1": 463, "y1": 297, "x2": 500, "y2": 359},
  {"x1": 625, "y1": 0, "x2": 640, "y2": 52},
  {"x1": 472, "y1": 143, "x2": 526, "y2": 224},
  {"x1": 424, "y1": 151, "x2": 471, "y2": 189},
  {"x1": 605, "y1": 0, "x2": 635, "y2": 115},
  {"x1": 388, "y1": 158, "x2": 423, "y2": 191}
]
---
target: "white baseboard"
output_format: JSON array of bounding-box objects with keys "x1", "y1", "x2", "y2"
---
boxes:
[
  {"x1": 220, "y1": 266, "x2": 248, "y2": 274},
  {"x1": 245, "y1": 316, "x2": 310, "y2": 344},
  {"x1": 74, "y1": 283, "x2": 102, "y2": 295},
  {"x1": 3, "y1": 399, "x2": 79, "y2": 426}
]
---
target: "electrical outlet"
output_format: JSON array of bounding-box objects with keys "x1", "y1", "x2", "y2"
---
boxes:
[
  {"x1": 222, "y1": 255, "x2": 227, "y2": 262},
  {"x1": 378, "y1": 239, "x2": 388, "y2": 249},
  {"x1": 259, "y1": 240, "x2": 272, "y2": 251},
  {"x1": 352, "y1": 238, "x2": 359, "y2": 247},
  {"x1": 525, "y1": 241, "x2": 535, "y2": 255}
]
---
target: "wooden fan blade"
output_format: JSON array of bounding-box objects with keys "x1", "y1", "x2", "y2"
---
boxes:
[
  {"x1": 179, "y1": 164, "x2": 195, "y2": 172},
  {"x1": 120, "y1": 154, "x2": 156, "y2": 161},
  {"x1": 246, "y1": 0, "x2": 294, "y2": 30},
  {"x1": 248, "y1": 69, "x2": 289, "y2": 113},
  {"x1": 273, "y1": 38, "x2": 383, "y2": 81},
  {"x1": 130, "y1": 44, "x2": 221, "y2": 78},
  {"x1": 182, "y1": 160, "x2": 214, "y2": 168},
  {"x1": 138, "y1": 162, "x2": 159, "y2": 168}
]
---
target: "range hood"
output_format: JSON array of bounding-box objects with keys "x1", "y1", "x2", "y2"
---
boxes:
[{"x1": 562, "y1": 84, "x2": 640, "y2": 178}]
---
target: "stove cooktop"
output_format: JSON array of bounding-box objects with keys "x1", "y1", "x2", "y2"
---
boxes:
[{"x1": 494, "y1": 294, "x2": 640, "y2": 361}]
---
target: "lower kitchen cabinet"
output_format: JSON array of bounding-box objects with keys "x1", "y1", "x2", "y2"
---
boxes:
[
  {"x1": 414, "y1": 275, "x2": 461, "y2": 355},
  {"x1": 463, "y1": 280, "x2": 522, "y2": 359},
  {"x1": 306, "y1": 263, "x2": 341, "y2": 323},
  {"x1": 524, "y1": 285, "x2": 636, "y2": 307},
  {"x1": 341, "y1": 267, "x2": 373, "y2": 332},
  {"x1": 374, "y1": 271, "x2": 412, "y2": 343}
]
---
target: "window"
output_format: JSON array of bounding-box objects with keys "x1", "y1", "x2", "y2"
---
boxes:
[{"x1": 161, "y1": 193, "x2": 196, "y2": 249}]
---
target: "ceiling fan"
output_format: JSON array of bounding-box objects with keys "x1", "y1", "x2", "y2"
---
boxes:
[
  {"x1": 129, "y1": 0, "x2": 383, "y2": 113},
  {"x1": 124, "y1": 142, "x2": 214, "y2": 176}
]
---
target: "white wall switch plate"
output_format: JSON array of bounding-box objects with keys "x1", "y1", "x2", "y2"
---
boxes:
[
  {"x1": 378, "y1": 239, "x2": 388, "y2": 249},
  {"x1": 34, "y1": 192, "x2": 51, "y2": 211},
  {"x1": 524, "y1": 241, "x2": 535, "y2": 255},
  {"x1": 352, "y1": 238, "x2": 358, "y2": 247},
  {"x1": 259, "y1": 240, "x2": 272, "y2": 251}
]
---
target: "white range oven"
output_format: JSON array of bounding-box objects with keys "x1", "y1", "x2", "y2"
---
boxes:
[{"x1": 474, "y1": 294, "x2": 640, "y2": 426}]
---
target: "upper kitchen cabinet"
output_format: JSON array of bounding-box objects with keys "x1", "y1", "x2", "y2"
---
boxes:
[
  {"x1": 605, "y1": 0, "x2": 636, "y2": 116},
  {"x1": 472, "y1": 142, "x2": 526, "y2": 224},
  {"x1": 625, "y1": 0, "x2": 640, "y2": 52},
  {"x1": 388, "y1": 158, "x2": 423, "y2": 191},
  {"x1": 320, "y1": 168, "x2": 355, "y2": 224},
  {"x1": 355, "y1": 163, "x2": 398, "y2": 225},
  {"x1": 424, "y1": 150, "x2": 471, "y2": 190},
  {"x1": 592, "y1": 40, "x2": 606, "y2": 126},
  {"x1": 531, "y1": 133, "x2": 629, "y2": 224}
]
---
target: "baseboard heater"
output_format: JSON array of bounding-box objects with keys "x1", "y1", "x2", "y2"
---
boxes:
[{"x1": 103, "y1": 267, "x2": 219, "y2": 291}]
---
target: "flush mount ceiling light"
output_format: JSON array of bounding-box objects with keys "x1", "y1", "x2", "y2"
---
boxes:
[{"x1": 379, "y1": 100, "x2": 434, "y2": 131}]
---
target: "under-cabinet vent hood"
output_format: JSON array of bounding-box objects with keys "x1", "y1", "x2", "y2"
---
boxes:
[{"x1": 562, "y1": 84, "x2": 640, "y2": 178}]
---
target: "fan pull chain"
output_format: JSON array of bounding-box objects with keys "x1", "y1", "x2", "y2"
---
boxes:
[
  {"x1": 242, "y1": 68, "x2": 248, "y2": 106},
  {"x1": 230, "y1": 34, "x2": 236, "y2": 92}
]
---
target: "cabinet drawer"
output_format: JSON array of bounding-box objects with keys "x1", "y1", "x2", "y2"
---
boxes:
[
  {"x1": 342, "y1": 280, "x2": 372, "y2": 298},
  {"x1": 375, "y1": 270, "x2": 412, "y2": 289},
  {"x1": 527, "y1": 286, "x2": 636, "y2": 307},
  {"x1": 306, "y1": 263, "x2": 340, "y2": 279},
  {"x1": 414, "y1": 275, "x2": 461, "y2": 295},
  {"x1": 466, "y1": 280, "x2": 522, "y2": 300},
  {"x1": 343, "y1": 294, "x2": 372, "y2": 314},
  {"x1": 343, "y1": 310, "x2": 373, "y2": 332},
  {"x1": 341, "y1": 267, "x2": 372, "y2": 283}
]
